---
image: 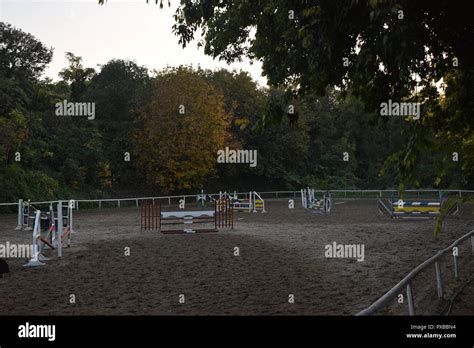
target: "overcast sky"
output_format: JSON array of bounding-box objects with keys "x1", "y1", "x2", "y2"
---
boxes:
[{"x1": 0, "y1": 0, "x2": 267, "y2": 86}]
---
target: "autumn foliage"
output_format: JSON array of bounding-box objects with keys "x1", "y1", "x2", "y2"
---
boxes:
[{"x1": 133, "y1": 67, "x2": 233, "y2": 193}]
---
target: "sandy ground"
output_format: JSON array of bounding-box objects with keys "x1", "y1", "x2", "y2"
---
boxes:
[{"x1": 0, "y1": 199, "x2": 473, "y2": 315}]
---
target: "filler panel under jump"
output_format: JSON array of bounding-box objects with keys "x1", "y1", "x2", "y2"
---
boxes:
[
  {"x1": 141, "y1": 199, "x2": 234, "y2": 233},
  {"x1": 378, "y1": 193, "x2": 459, "y2": 219}
]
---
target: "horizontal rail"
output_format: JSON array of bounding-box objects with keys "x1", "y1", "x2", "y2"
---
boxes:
[
  {"x1": 1, "y1": 189, "x2": 473, "y2": 208},
  {"x1": 356, "y1": 230, "x2": 474, "y2": 316},
  {"x1": 0, "y1": 203, "x2": 19, "y2": 206}
]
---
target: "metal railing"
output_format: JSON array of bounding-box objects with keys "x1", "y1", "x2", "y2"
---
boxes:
[{"x1": 356, "y1": 230, "x2": 474, "y2": 316}]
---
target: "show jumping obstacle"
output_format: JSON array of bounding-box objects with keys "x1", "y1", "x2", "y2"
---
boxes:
[
  {"x1": 196, "y1": 190, "x2": 266, "y2": 212},
  {"x1": 141, "y1": 199, "x2": 234, "y2": 234},
  {"x1": 301, "y1": 188, "x2": 331, "y2": 213},
  {"x1": 196, "y1": 189, "x2": 217, "y2": 207},
  {"x1": 23, "y1": 200, "x2": 71, "y2": 267},
  {"x1": 196, "y1": 190, "x2": 207, "y2": 206},
  {"x1": 226, "y1": 191, "x2": 266, "y2": 213},
  {"x1": 15, "y1": 199, "x2": 30, "y2": 230},
  {"x1": 16, "y1": 199, "x2": 74, "y2": 234},
  {"x1": 378, "y1": 193, "x2": 459, "y2": 219},
  {"x1": 24, "y1": 210, "x2": 49, "y2": 267}
]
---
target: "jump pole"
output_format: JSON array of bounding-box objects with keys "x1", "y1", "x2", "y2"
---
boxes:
[
  {"x1": 301, "y1": 189, "x2": 306, "y2": 209},
  {"x1": 57, "y1": 201, "x2": 63, "y2": 258},
  {"x1": 23, "y1": 210, "x2": 47, "y2": 267},
  {"x1": 15, "y1": 199, "x2": 23, "y2": 230},
  {"x1": 68, "y1": 200, "x2": 74, "y2": 234}
]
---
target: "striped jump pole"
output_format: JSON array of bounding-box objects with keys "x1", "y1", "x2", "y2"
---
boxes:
[
  {"x1": 214, "y1": 198, "x2": 233, "y2": 229},
  {"x1": 141, "y1": 201, "x2": 160, "y2": 230},
  {"x1": 142, "y1": 199, "x2": 232, "y2": 232}
]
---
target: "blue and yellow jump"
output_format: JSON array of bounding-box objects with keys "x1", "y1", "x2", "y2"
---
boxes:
[
  {"x1": 392, "y1": 201, "x2": 440, "y2": 216},
  {"x1": 378, "y1": 192, "x2": 459, "y2": 219}
]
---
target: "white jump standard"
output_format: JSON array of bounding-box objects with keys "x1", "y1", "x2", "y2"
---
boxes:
[
  {"x1": 196, "y1": 190, "x2": 217, "y2": 207},
  {"x1": 15, "y1": 199, "x2": 31, "y2": 230},
  {"x1": 23, "y1": 210, "x2": 48, "y2": 267},
  {"x1": 15, "y1": 199, "x2": 75, "y2": 234},
  {"x1": 226, "y1": 191, "x2": 266, "y2": 213},
  {"x1": 24, "y1": 201, "x2": 71, "y2": 267},
  {"x1": 301, "y1": 188, "x2": 331, "y2": 213}
]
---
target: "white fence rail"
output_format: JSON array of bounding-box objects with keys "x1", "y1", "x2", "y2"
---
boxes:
[
  {"x1": 356, "y1": 230, "x2": 474, "y2": 316},
  {"x1": 1, "y1": 189, "x2": 473, "y2": 211}
]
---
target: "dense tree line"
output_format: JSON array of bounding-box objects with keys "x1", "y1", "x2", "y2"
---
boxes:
[
  {"x1": 0, "y1": 22, "x2": 467, "y2": 203},
  {"x1": 161, "y1": 0, "x2": 473, "y2": 190}
]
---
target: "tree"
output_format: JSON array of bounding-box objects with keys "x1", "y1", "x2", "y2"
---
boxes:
[
  {"x1": 0, "y1": 23, "x2": 62, "y2": 201},
  {"x1": 166, "y1": 0, "x2": 473, "y2": 187},
  {"x1": 59, "y1": 52, "x2": 95, "y2": 101},
  {"x1": 0, "y1": 22, "x2": 53, "y2": 79},
  {"x1": 133, "y1": 67, "x2": 233, "y2": 193},
  {"x1": 87, "y1": 59, "x2": 150, "y2": 186}
]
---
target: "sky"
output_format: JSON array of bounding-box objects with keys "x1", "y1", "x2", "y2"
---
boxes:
[{"x1": 0, "y1": 0, "x2": 267, "y2": 86}]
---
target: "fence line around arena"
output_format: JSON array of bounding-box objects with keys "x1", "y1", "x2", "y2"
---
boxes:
[
  {"x1": 356, "y1": 229, "x2": 474, "y2": 316},
  {"x1": 1, "y1": 189, "x2": 473, "y2": 210}
]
